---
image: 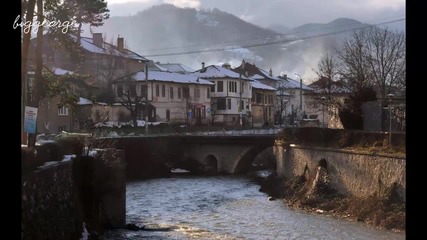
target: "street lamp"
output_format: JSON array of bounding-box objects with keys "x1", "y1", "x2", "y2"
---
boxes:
[
  {"x1": 294, "y1": 73, "x2": 303, "y2": 119},
  {"x1": 386, "y1": 93, "x2": 395, "y2": 144},
  {"x1": 321, "y1": 96, "x2": 326, "y2": 128}
]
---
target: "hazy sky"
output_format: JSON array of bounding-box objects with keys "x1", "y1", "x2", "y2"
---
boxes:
[{"x1": 105, "y1": 0, "x2": 405, "y2": 28}]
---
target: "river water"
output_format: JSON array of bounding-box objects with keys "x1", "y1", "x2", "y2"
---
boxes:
[{"x1": 105, "y1": 174, "x2": 405, "y2": 240}]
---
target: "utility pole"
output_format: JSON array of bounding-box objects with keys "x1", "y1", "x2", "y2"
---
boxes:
[
  {"x1": 295, "y1": 73, "x2": 303, "y2": 121},
  {"x1": 239, "y1": 72, "x2": 243, "y2": 128},
  {"x1": 144, "y1": 64, "x2": 149, "y2": 134},
  {"x1": 239, "y1": 60, "x2": 245, "y2": 128}
]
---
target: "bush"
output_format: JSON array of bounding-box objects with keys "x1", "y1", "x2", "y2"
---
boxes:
[
  {"x1": 21, "y1": 147, "x2": 44, "y2": 175},
  {"x1": 35, "y1": 142, "x2": 63, "y2": 162},
  {"x1": 56, "y1": 136, "x2": 85, "y2": 156}
]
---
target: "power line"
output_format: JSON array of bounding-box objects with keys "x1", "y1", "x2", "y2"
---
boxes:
[
  {"x1": 27, "y1": 18, "x2": 405, "y2": 61},
  {"x1": 133, "y1": 15, "x2": 405, "y2": 54},
  {"x1": 140, "y1": 18, "x2": 405, "y2": 58}
]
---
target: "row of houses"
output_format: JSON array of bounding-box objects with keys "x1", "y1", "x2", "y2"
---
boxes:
[{"x1": 27, "y1": 33, "x2": 352, "y2": 135}]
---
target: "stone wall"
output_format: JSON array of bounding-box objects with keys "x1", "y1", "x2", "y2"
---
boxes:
[
  {"x1": 22, "y1": 161, "x2": 82, "y2": 240},
  {"x1": 274, "y1": 143, "x2": 405, "y2": 201},
  {"x1": 22, "y1": 149, "x2": 126, "y2": 240}
]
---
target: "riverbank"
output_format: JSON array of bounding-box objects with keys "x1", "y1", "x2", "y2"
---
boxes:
[{"x1": 254, "y1": 172, "x2": 405, "y2": 233}]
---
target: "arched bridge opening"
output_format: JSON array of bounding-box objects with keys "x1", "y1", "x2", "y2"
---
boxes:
[{"x1": 232, "y1": 144, "x2": 275, "y2": 174}]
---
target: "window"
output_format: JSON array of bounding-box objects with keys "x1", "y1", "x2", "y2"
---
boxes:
[
  {"x1": 162, "y1": 85, "x2": 165, "y2": 97},
  {"x1": 217, "y1": 98, "x2": 226, "y2": 110},
  {"x1": 58, "y1": 106, "x2": 69, "y2": 116},
  {"x1": 256, "y1": 93, "x2": 263, "y2": 104},
  {"x1": 194, "y1": 88, "x2": 200, "y2": 99},
  {"x1": 117, "y1": 85, "x2": 123, "y2": 98},
  {"x1": 141, "y1": 85, "x2": 147, "y2": 99},
  {"x1": 228, "y1": 81, "x2": 237, "y2": 93},
  {"x1": 227, "y1": 99, "x2": 231, "y2": 110},
  {"x1": 183, "y1": 87, "x2": 189, "y2": 98},
  {"x1": 178, "y1": 87, "x2": 182, "y2": 99},
  {"x1": 129, "y1": 85, "x2": 136, "y2": 98},
  {"x1": 156, "y1": 85, "x2": 160, "y2": 97},
  {"x1": 207, "y1": 88, "x2": 210, "y2": 98},
  {"x1": 170, "y1": 87, "x2": 174, "y2": 99},
  {"x1": 210, "y1": 84, "x2": 215, "y2": 93},
  {"x1": 241, "y1": 82, "x2": 245, "y2": 93},
  {"x1": 217, "y1": 81, "x2": 224, "y2": 92}
]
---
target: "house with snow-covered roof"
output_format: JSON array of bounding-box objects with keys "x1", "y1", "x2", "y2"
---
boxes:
[
  {"x1": 250, "y1": 80, "x2": 277, "y2": 127},
  {"x1": 28, "y1": 33, "x2": 165, "y2": 102},
  {"x1": 192, "y1": 63, "x2": 253, "y2": 126},
  {"x1": 30, "y1": 67, "x2": 95, "y2": 134},
  {"x1": 303, "y1": 77, "x2": 351, "y2": 129},
  {"x1": 233, "y1": 61, "x2": 313, "y2": 125},
  {"x1": 112, "y1": 70, "x2": 213, "y2": 125},
  {"x1": 156, "y1": 63, "x2": 195, "y2": 73}
]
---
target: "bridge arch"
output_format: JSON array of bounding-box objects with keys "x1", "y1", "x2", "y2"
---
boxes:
[
  {"x1": 203, "y1": 154, "x2": 218, "y2": 174},
  {"x1": 231, "y1": 144, "x2": 274, "y2": 173}
]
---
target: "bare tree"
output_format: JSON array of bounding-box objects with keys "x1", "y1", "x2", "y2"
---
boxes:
[
  {"x1": 364, "y1": 27, "x2": 406, "y2": 99},
  {"x1": 336, "y1": 29, "x2": 372, "y2": 93},
  {"x1": 95, "y1": 38, "x2": 129, "y2": 103},
  {"x1": 117, "y1": 88, "x2": 144, "y2": 129},
  {"x1": 308, "y1": 54, "x2": 345, "y2": 119},
  {"x1": 336, "y1": 27, "x2": 405, "y2": 98}
]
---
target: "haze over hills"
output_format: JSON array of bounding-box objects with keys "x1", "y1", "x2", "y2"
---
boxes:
[{"x1": 84, "y1": 4, "x2": 399, "y2": 82}]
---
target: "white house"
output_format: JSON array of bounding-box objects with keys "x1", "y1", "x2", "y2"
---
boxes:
[
  {"x1": 112, "y1": 70, "x2": 214, "y2": 125},
  {"x1": 192, "y1": 64, "x2": 253, "y2": 126}
]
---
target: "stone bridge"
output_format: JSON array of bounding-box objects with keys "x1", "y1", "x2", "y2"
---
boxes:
[{"x1": 105, "y1": 134, "x2": 277, "y2": 178}]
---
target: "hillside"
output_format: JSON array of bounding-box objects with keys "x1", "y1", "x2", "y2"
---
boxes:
[{"x1": 86, "y1": 4, "x2": 374, "y2": 80}]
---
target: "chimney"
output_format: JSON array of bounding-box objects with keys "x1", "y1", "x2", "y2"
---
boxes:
[
  {"x1": 283, "y1": 74, "x2": 287, "y2": 80},
  {"x1": 92, "y1": 33, "x2": 103, "y2": 48},
  {"x1": 201, "y1": 62, "x2": 205, "y2": 72},
  {"x1": 117, "y1": 37, "x2": 124, "y2": 51},
  {"x1": 269, "y1": 68, "x2": 273, "y2": 77}
]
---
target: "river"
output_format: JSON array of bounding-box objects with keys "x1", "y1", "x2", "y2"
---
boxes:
[{"x1": 105, "y1": 173, "x2": 405, "y2": 240}]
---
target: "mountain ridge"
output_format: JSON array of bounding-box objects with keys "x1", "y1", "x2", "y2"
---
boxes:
[{"x1": 85, "y1": 4, "x2": 374, "y2": 80}]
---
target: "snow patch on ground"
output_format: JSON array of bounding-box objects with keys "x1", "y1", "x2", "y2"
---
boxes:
[{"x1": 80, "y1": 222, "x2": 89, "y2": 240}]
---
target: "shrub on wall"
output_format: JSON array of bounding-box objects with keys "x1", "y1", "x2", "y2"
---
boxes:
[{"x1": 56, "y1": 136, "x2": 85, "y2": 156}]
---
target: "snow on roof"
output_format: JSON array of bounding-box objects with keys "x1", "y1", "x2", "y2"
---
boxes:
[
  {"x1": 148, "y1": 62, "x2": 169, "y2": 71},
  {"x1": 257, "y1": 68, "x2": 282, "y2": 81},
  {"x1": 251, "y1": 74, "x2": 265, "y2": 80},
  {"x1": 158, "y1": 63, "x2": 195, "y2": 73},
  {"x1": 77, "y1": 97, "x2": 108, "y2": 105},
  {"x1": 279, "y1": 77, "x2": 312, "y2": 90},
  {"x1": 77, "y1": 97, "x2": 93, "y2": 105},
  {"x1": 193, "y1": 65, "x2": 252, "y2": 80},
  {"x1": 121, "y1": 71, "x2": 214, "y2": 85},
  {"x1": 76, "y1": 36, "x2": 147, "y2": 61},
  {"x1": 251, "y1": 80, "x2": 277, "y2": 91},
  {"x1": 54, "y1": 68, "x2": 74, "y2": 75}
]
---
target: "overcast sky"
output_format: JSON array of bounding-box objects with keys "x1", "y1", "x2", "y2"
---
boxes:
[{"x1": 106, "y1": 0, "x2": 405, "y2": 28}]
